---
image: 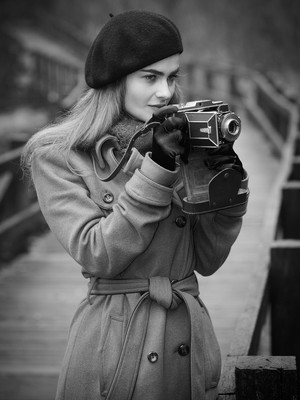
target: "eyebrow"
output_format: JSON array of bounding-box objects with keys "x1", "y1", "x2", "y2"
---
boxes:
[{"x1": 139, "y1": 67, "x2": 180, "y2": 76}]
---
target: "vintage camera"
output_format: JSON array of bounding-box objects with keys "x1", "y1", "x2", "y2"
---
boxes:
[
  {"x1": 175, "y1": 100, "x2": 249, "y2": 214},
  {"x1": 176, "y1": 99, "x2": 241, "y2": 148}
]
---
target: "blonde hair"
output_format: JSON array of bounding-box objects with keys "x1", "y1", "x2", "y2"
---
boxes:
[
  {"x1": 21, "y1": 78, "x2": 183, "y2": 177},
  {"x1": 21, "y1": 79, "x2": 126, "y2": 175}
]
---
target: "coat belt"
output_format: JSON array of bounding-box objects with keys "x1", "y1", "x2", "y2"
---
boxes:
[{"x1": 88, "y1": 274, "x2": 206, "y2": 400}]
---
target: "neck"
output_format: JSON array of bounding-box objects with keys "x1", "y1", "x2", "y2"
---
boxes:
[{"x1": 109, "y1": 114, "x2": 152, "y2": 156}]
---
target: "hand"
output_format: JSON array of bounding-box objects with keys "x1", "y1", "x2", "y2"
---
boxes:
[
  {"x1": 151, "y1": 106, "x2": 189, "y2": 170},
  {"x1": 204, "y1": 143, "x2": 244, "y2": 176}
]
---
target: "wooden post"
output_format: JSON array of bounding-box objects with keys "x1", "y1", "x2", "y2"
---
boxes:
[
  {"x1": 289, "y1": 157, "x2": 300, "y2": 181},
  {"x1": 270, "y1": 241, "x2": 300, "y2": 358},
  {"x1": 295, "y1": 137, "x2": 300, "y2": 156},
  {"x1": 235, "y1": 356, "x2": 298, "y2": 400},
  {"x1": 279, "y1": 182, "x2": 300, "y2": 239}
]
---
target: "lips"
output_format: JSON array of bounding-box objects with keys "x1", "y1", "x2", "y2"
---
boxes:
[{"x1": 149, "y1": 104, "x2": 167, "y2": 109}]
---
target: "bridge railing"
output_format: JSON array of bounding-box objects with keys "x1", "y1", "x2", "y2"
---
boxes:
[
  {"x1": 182, "y1": 59, "x2": 299, "y2": 399},
  {"x1": 0, "y1": 144, "x2": 47, "y2": 264},
  {"x1": 0, "y1": 36, "x2": 84, "y2": 265}
]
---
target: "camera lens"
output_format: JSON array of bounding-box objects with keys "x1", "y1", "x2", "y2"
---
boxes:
[
  {"x1": 220, "y1": 113, "x2": 241, "y2": 142},
  {"x1": 228, "y1": 120, "x2": 239, "y2": 135}
]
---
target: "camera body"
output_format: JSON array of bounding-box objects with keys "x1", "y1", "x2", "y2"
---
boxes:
[
  {"x1": 175, "y1": 100, "x2": 248, "y2": 214},
  {"x1": 175, "y1": 99, "x2": 241, "y2": 148}
]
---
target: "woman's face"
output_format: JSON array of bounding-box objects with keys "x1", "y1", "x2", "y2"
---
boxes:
[{"x1": 124, "y1": 54, "x2": 180, "y2": 122}]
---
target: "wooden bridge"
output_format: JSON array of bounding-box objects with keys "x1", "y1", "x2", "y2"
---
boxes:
[{"x1": 0, "y1": 51, "x2": 299, "y2": 398}]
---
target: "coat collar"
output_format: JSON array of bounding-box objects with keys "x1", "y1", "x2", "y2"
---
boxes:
[{"x1": 93, "y1": 134, "x2": 144, "y2": 180}]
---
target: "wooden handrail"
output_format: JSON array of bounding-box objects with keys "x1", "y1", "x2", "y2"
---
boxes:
[
  {"x1": 226, "y1": 73, "x2": 299, "y2": 356},
  {"x1": 182, "y1": 59, "x2": 299, "y2": 398},
  {"x1": 0, "y1": 143, "x2": 47, "y2": 265},
  {"x1": 0, "y1": 146, "x2": 24, "y2": 168}
]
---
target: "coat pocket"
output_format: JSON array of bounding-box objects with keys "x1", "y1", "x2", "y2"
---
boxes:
[
  {"x1": 201, "y1": 307, "x2": 222, "y2": 390},
  {"x1": 99, "y1": 313, "x2": 124, "y2": 397}
]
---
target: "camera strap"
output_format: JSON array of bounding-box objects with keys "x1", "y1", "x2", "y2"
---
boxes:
[{"x1": 97, "y1": 119, "x2": 160, "y2": 182}]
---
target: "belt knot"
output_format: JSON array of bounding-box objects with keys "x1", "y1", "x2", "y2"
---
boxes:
[{"x1": 149, "y1": 276, "x2": 179, "y2": 309}]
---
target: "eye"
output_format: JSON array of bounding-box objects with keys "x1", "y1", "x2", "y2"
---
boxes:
[
  {"x1": 168, "y1": 74, "x2": 179, "y2": 84},
  {"x1": 144, "y1": 74, "x2": 157, "y2": 82}
]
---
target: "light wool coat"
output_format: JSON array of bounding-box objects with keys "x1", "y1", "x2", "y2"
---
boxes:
[{"x1": 32, "y1": 135, "x2": 247, "y2": 400}]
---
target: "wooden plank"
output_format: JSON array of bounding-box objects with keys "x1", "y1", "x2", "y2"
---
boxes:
[
  {"x1": 0, "y1": 232, "x2": 86, "y2": 384},
  {"x1": 235, "y1": 356, "x2": 297, "y2": 400},
  {"x1": 232, "y1": 277, "x2": 270, "y2": 356},
  {"x1": 0, "y1": 371, "x2": 58, "y2": 400}
]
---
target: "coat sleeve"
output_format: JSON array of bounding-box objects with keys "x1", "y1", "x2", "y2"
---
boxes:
[
  {"x1": 31, "y1": 149, "x2": 179, "y2": 278},
  {"x1": 193, "y1": 202, "x2": 247, "y2": 276}
]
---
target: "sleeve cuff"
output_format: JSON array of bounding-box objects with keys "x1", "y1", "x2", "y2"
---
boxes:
[
  {"x1": 140, "y1": 152, "x2": 179, "y2": 187},
  {"x1": 125, "y1": 169, "x2": 174, "y2": 206}
]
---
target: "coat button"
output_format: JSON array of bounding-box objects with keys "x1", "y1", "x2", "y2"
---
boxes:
[
  {"x1": 175, "y1": 216, "x2": 187, "y2": 228},
  {"x1": 103, "y1": 192, "x2": 114, "y2": 203},
  {"x1": 178, "y1": 344, "x2": 190, "y2": 356},
  {"x1": 147, "y1": 351, "x2": 159, "y2": 363}
]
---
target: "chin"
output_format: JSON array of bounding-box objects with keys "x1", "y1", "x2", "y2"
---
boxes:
[
  {"x1": 140, "y1": 108, "x2": 154, "y2": 122},
  {"x1": 139, "y1": 113, "x2": 152, "y2": 122},
  {"x1": 126, "y1": 112, "x2": 150, "y2": 123}
]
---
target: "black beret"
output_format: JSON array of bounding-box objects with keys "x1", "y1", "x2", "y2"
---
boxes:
[{"x1": 85, "y1": 10, "x2": 183, "y2": 88}]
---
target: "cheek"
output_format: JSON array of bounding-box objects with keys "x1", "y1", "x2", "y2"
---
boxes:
[
  {"x1": 125, "y1": 86, "x2": 142, "y2": 111},
  {"x1": 124, "y1": 85, "x2": 151, "y2": 121},
  {"x1": 129, "y1": 91, "x2": 143, "y2": 108}
]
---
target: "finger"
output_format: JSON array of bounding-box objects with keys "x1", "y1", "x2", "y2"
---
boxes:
[
  {"x1": 153, "y1": 105, "x2": 179, "y2": 121},
  {"x1": 162, "y1": 116, "x2": 186, "y2": 132},
  {"x1": 155, "y1": 129, "x2": 184, "y2": 148},
  {"x1": 168, "y1": 130, "x2": 186, "y2": 154}
]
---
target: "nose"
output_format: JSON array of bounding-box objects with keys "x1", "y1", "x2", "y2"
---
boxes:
[{"x1": 156, "y1": 79, "x2": 172, "y2": 100}]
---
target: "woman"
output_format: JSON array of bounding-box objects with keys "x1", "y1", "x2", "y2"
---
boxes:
[{"x1": 22, "y1": 10, "x2": 248, "y2": 400}]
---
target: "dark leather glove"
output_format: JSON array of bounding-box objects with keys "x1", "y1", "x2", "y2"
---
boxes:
[
  {"x1": 204, "y1": 143, "x2": 244, "y2": 176},
  {"x1": 151, "y1": 106, "x2": 189, "y2": 171}
]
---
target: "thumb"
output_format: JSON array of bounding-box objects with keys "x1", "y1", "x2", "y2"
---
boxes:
[{"x1": 152, "y1": 105, "x2": 179, "y2": 122}]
